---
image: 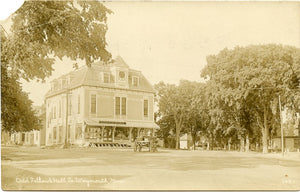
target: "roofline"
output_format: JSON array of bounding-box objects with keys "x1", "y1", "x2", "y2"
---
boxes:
[
  {"x1": 45, "y1": 84, "x2": 156, "y2": 99},
  {"x1": 50, "y1": 66, "x2": 86, "y2": 83},
  {"x1": 50, "y1": 64, "x2": 142, "y2": 84}
]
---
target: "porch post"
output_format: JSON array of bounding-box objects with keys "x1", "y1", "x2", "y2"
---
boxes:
[
  {"x1": 151, "y1": 128, "x2": 154, "y2": 137},
  {"x1": 129, "y1": 127, "x2": 133, "y2": 142},
  {"x1": 137, "y1": 128, "x2": 141, "y2": 138},
  {"x1": 112, "y1": 126, "x2": 116, "y2": 142},
  {"x1": 82, "y1": 123, "x2": 85, "y2": 141},
  {"x1": 101, "y1": 126, "x2": 105, "y2": 142}
]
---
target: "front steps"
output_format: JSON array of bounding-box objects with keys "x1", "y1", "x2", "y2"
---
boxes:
[{"x1": 88, "y1": 142, "x2": 132, "y2": 148}]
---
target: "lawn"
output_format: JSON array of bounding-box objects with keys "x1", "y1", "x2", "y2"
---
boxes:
[{"x1": 2, "y1": 146, "x2": 300, "y2": 190}]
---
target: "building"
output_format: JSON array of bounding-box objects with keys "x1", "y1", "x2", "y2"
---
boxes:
[
  {"x1": 33, "y1": 105, "x2": 46, "y2": 146},
  {"x1": 272, "y1": 111, "x2": 300, "y2": 152},
  {"x1": 9, "y1": 105, "x2": 46, "y2": 146},
  {"x1": 45, "y1": 56, "x2": 159, "y2": 146},
  {"x1": 23, "y1": 130, "x2": 40, "y2": 146},
  {"x1": 180, "y1": 133, "x2": 193, "y2": 150}
]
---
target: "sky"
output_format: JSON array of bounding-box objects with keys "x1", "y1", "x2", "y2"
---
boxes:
[{"x1": 1, "y1": 1, "x2": 300, "y2": 106}]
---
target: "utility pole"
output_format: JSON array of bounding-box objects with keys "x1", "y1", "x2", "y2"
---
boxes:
[{"x1": 278, "y1": 95, "x2": 284, "y2": 156}]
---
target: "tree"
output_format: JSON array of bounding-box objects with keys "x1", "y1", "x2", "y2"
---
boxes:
[
  {"x1": 1, "y1": 1, "x2": 112, "y2": 132},
  {"x1": 4, "y1": 1, "x2": 112, "y2": 81},
  {"x1": 155, "y1": 80, "x2": 197, "y2": 149},
  {"x1": 155, "y1": 111, "x2": 176, "y2": 148},
  {"x1": 1, "y1": 63, "x2": 39, "y2": 133},
  {"x1": 184, "y1": 82, "x2": 210, "y2": 150},
  {"x1": 201, "y1": 44, "x2": 300, "y2": 153}
]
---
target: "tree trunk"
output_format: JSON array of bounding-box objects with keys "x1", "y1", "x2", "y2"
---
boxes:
[
  {"x1": 245, "y1": 134, "x2": 250, "y2": 152},
  {"x1": 175, "y1": 130, "x2": 180, "y2": 150},
  {"x1": 193, "y1": 136, "x2": 196, "y2": 150},
  {"x1": 228, "y1": 138, "x2": 231, "y2": 151},
  {"x1": 298, "y1": 117, "x2": 300, "y2": 149},
  {"x1": 211, "y1": 133, "x2": 214, "y2": 150},
  {"x1": 191, "y1": 127, "x2": 196, "y2": 150},
  {"x1": 240, "y1": 136, "x2": 245, "y2": 152},
  {"x1": 262, "y1": 104, "x2": 269, "y2": 154},
  {"x1": 175, "y1": 122, "x2": 180, "y2": 150},
  {"x1": 207, "y1": 142, "x2": 210, "y2": 150}
]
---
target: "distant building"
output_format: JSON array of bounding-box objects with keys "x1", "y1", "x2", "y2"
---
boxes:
[
  {"x1": 10, "y1": 105, "x2": 46, "y2": 146},
  {"x1": 272, "y1": 112, "x2": 300, "y2": 151},
  {"x1": 23, "y1": 130, "x2": 40, "y2": 146},
  {"x1": 180, "y1": 133, "x2": 193, "y2": 149},
  {"x1": 32, "y1": 105, "x2": 46, "y2": 146},
  {"x1": 45, "y1": 56, "x2": 159, "y2": 146}
]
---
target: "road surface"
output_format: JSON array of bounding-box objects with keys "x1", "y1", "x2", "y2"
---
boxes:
[{"x1": 2, "y1": 146, "x2": 300, "y2": 190}]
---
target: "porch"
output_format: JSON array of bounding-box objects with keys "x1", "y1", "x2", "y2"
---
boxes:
[{"x1": 83, "y1": 120, "x2": 159, "y2": 144}]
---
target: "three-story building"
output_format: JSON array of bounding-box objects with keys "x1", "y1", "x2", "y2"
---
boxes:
[{"x1": 45, "y1": 56, "x2": 159, "y2": 146}]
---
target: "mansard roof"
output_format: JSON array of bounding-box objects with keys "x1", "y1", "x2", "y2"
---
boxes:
[{"x1": 45, "y1": 56, "x2": 155, "y2": 98}]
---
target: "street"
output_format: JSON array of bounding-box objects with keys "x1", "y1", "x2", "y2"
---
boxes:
[{"x1": 2, "y1": 146, "x2": 300, "y2": 190}]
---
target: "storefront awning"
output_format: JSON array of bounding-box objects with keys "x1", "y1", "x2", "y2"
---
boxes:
[{"x1": 84, "y1": 119, "x2": 160, "y2": 129}]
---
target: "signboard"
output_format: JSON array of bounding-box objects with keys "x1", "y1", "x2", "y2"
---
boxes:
[{"x1": 99, "y1": 121, "x2": 126, "y2": 125}]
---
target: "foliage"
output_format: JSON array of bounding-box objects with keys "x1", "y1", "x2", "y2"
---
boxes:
[
  {"x1": 155, "y1": 80, "x2": 207, "y2": 149},
  {"x1": 4, "y1": 0, "x2": 112, "y2": 81},
  {"x1": 201, "y1": 44, "x2": 300, "y2": 153},
  {"x1": 1, "y1": 1, "x2": 112, "y2": 132},
  {"x1": 1, "y1": 64, "x2": 39, "y2": 133},
  {"x1": 155, "y1": 44, "x2": 300, "y2": 152}
]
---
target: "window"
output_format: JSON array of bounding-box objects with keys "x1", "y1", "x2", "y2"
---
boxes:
[
  {"x1": 122, "y1": 97, "x2": 126, "y2": 115},
  {"x1": 115, "y1": 97, "x2": 120, "y2": 115},
  {"x1": 59, "y1": 100, "x2": 61, "y2": 118},
  {"x1": 115, "y1": 97, "x2": 126, "y2": 115},
  {"x1": 67, "y1": 77, "x2": 71, "y2": 85},
  {"x1": 75, "y1": 123, "x2": 82, "y2": 139},
  {"x1": 61, "y1": 79, "x2": 66, "y2": 88},
  {"x1": 77, "y1": 95, "x2": 80, "y2": 114},
  {"x1": 103, "y1": 73, "x2": 110, "y2": 83},
  {"x1": 53, "y1": 127, "x2": 56, "y2": 141},
  {"x1": 89, "y1": 127, "x2": 97, "y2": 139},
  {"x1": 68, "y1": 125, "x2": 71, "y2": 140},
  {"x1": 118, "y1": 71, "x2": 126, "y2": 81},
  {"x1": 48, "y1": 132, "x2": 52, "y2": 142},
  {"x1": 144, "y1": 99, "x2": 149, "y2": 117},
  {"x1": 132, "y1": 76, "x2": 139, "y2": 87},
  {"x1": 68, "y1": 95, "x2": 72, "y2": 116},
  {"x1": 54, "y1": 106, "x2": 56, "y2": 119},
  {"x1": 59, "y1": 126, "x2": 63, "y2": 143},
  {"x1": 91, "y1": 94, "x2": 96, "y2": 114}
]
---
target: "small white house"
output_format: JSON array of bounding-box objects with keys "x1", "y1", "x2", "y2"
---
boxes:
[
  {"x1": 11, "y1": 130, "x2": 41, "y2": 146},
  {"x1": 180, "y1": 133, "x2": 193, "y2": 149}
]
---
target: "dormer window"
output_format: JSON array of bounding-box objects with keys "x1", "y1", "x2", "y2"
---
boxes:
[
  {"x1": 61, "y1": 79, "x2": 66, "y2": 88},
  {"x1": 118, "y1": 71, "x2": 126, "y2": 81},
  {"x1": 66, "y1": 76, "x2": 71, "y2": 86},
  {"x1": 103, "y1": 72, "x2": 110, "y2": 83},
  {"x1": 132, "y1": 76, "x2": 139, "y2": 87}
]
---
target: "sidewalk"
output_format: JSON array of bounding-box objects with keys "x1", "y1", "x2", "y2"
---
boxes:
[{"x1": 248, "y1": 151, "x2": 300, "y2": 162}]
